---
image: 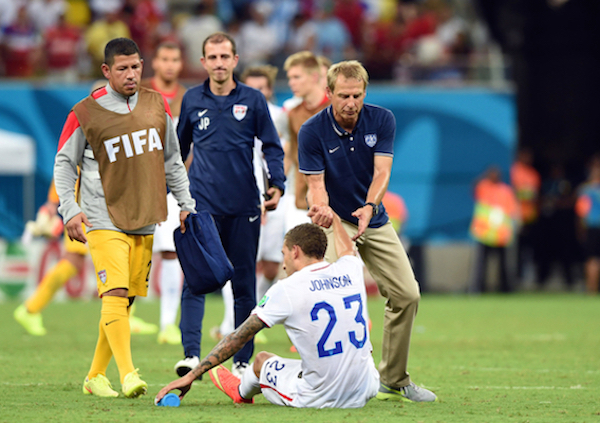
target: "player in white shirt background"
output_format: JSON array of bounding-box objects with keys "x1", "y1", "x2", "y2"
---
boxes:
[{"x1": 156, "y1": 207, "x2": 380, "y2": 409}]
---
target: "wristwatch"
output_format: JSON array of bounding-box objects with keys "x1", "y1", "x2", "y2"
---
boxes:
[{"x1": 364, "y1": 202, "x2": 378, "y2": 216}]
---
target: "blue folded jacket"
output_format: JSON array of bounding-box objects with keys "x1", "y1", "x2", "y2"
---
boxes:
[{"x1": 174, "y1": 212, "x2": 233, "y2": 295}]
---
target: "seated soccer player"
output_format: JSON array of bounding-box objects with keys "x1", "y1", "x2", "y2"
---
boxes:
[{"x1": 156, "y1": 207, "x2": 380, "y2": 408}]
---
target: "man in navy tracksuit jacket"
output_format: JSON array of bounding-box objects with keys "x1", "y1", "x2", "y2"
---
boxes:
[{"x1": 175, "y1": 32, "x2": 285, "y2": 376}]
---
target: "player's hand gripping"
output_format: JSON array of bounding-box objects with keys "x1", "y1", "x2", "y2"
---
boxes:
[
  {"x1": 65, "y1": 212, "x2": 92, "y2": 244},
  {"x1": 156, "y1": 372, "x2": 194, "y2": 403}
]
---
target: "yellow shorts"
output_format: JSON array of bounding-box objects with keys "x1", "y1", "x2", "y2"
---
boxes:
[
  {"x1": 63, "y1": 227, "x2": 89, "y2": 256},
  {"x1": 87, "y1": 230, "x2": 153, "y2": 298}
]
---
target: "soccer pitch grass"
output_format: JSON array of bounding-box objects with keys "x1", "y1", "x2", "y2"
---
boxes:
[{"x1": 1, "y1": 293, "x2": 598, "y2": 423}]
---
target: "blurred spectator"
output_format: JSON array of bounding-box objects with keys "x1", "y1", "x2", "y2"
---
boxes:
[
  {"x1": 469, "y1": 166, "x2": 518, "y2": 293},
  {"x1": 89, "y1": 0, "x2": 124, "y2": 18},
  {"x1": 28, "y1": 0, "x2": 66, "y2": 33},
  {"x1": 124, "y1": 0, "x2": 164, "y2": 62},
  {"x1": 399, "y1": 0, "x2": 437, "y2": 50},
  {"x1": 537, "y1": 164, "x2": 579, "y2": 289},
  {"x1": 237, "y1": 1, "x2": 278, "y2": 68},
  {"x1": 265, "y1": 0, "x2": 298, "y2": 52},
  {"x1": 84, "y1": 9, "x2": 130, "y2": 77},
  {"x1": 1, "y1": 5, "x2": 41, "y2": 77},
  {"x1": 0, "y1": 0, "x2": 23, "y2": 27},
  {"x1": 313, "y1": 1, "x2": 355, "y2": 63},
  {"x1": 63, "y1": 0, "x2": 91, "y2": 28},
  {"x1": 284, "y1": 12, "x2": 317, "y2": 56},
  {"x1": 363, "y1": 5, "x2": 406, "y2": 80},
  {"x1": 177, "y1": 0, "x2": 223, "y2": 78},
  {"x1": 511, "y1": 147, "x2": 541, "y2": 285},
  {"x1": 575, "y1": 158, "x2": 600, "y2": 294},
  {"x1": 333, "y1": 0, "x2": 366, "y2": 51},
  {"x1": 0, "y1": 0, "x2": 491, "y2": 84},
  {"x1": 43, "y1": 12, "x2": 82, "y2": 82}
]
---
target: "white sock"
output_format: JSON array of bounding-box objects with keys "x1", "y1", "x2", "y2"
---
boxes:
[
  {"x1": 159, "y1": 258, "x2": 183, "y2": 330},
  {"x1": 220, "y1": 281, "x2": 235, "y2": 336},
  {"x1": 256, "y1": 274, "x2": 276, "y2": 302},
  {"x1": 239, "y1": 363, "x2": 261, "y2": 399}
]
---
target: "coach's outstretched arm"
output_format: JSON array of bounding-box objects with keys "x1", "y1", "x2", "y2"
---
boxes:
[
  {"x1": 155, "y1": 316, "x2": 267, "y2": 402},
  {"x1": 305, "y1": 173, "x2": 334, "y2": 228}
]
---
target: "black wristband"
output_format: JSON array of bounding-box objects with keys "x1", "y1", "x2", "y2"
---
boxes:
[{"x1": 365, "y1": 202, "x2": 378, "y2": 216}]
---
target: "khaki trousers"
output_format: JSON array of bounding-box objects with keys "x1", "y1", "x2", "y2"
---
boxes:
[{"x1": 325, "y1": 220, "x2": 420, "y2": 388}]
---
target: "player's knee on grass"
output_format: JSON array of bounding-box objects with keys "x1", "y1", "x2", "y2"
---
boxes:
[{"x1": 253, "y1": 351, "x2": 275, "y2": 377}]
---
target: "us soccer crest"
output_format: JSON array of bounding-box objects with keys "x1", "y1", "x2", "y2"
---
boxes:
[
  {"x1": 364, "y1": 134, "x2": 377, "y2": 147},
  {"x1": 232, "y1": 104, "x2": 248, "y2": 121},
  {"x1": 98, "y1": 269, "x2": 107, "y2": 284}
]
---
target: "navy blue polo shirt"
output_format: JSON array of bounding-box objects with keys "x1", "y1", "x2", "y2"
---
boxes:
[
  {"x1": 178, "y1": 78, "x2": 285, "y2": 216},
  {"x1": 298, "y1": 104, "x2": 395, "y2": 228}
]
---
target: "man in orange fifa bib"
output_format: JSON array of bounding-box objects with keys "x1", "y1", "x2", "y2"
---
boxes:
[{"x1": 54, "y1": 38, "x2": 195, "y2": 399}]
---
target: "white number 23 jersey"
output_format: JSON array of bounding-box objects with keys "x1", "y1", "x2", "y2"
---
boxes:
[{"x1": 253, "y1": 256, "x2": 379, "y2": 408}]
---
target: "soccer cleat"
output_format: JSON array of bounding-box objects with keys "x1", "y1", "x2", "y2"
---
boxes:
[
  {"x1": 231, "y1": 361, "x2": 249, "y2": 379},
  {"x1": 14, "y1": 304, "x2": 47, "y2": 336},
  {"x1": 209, "y1": 365, "x2": 254, "y2": 404},
  {"x1": 129, "y1": 315, "x2": 158, "y2": 335},
  {"x1": 376, "y1": 382, "x2": 437, "y2": 402},
  {"x1": 82, "y1": 374, "x2": 119, "y2": 397},
  {"x1": 122, "y1": 369, "x2": 148, "y2": 398},
  {"x1": 157, "y1": 324, "x2": 181, "y2": 345},
  {"x1": 174, "y1": 356, "x2": 202, "y2": 379}
]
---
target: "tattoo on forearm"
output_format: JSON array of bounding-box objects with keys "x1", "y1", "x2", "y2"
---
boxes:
[{"x1": 191, "y1": 316, "x2": 266, "y2": 378}]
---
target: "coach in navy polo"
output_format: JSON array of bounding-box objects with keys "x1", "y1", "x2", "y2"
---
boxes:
[
  {"x1": 298, "y1": 60, "x2": 436, "y2": 403},
  {"x1": 175, "y1": 32, "x2": 285, "y2": 378}
]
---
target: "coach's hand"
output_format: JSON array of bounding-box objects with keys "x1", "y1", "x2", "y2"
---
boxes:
[
  {"x1": 179, "y1": 211, "x2": 190, "y2": 234},
  {"x1": 156, "y1": 372, "x2": 194, "y2": 403},
  {"x1": 351, "y1": 205, "x2": 373, "y2": 241},
  {"x1": 308, "y1": 204, "x2": 334, "y2": 228},
  {"x1": 66, "y1": 212, "x2": 92, "y2": 244}
]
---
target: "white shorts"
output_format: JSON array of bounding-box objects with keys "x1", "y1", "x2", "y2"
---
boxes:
[
  {"x1": 259, "y1": 356, "x2": 302, "y2": 407},
  {"x1": 152, "y1": 192, "x2": 181, "y2": 253},
  {"x1": 257, "y1": 198, "x2": 286, "y2": 263},
  {"x1": 259, "y1": 355, "x2": 379, "y2": 409}
]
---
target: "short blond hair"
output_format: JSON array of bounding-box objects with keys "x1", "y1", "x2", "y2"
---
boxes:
[
  {"x1": 240, "y1": 65, "x2": 278, "y2": 89},
  {"x1": 283, "y1": 51, "x2": 320, "y2": 74},
  {"x1": 327, "y1": 60, "x2": 369, "y2": 91}
]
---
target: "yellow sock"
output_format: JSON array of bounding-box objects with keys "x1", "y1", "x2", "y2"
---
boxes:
[
  {"x1": 87, "y1": 320, "x2": 112, "y2": 379},
  {"x1": 99, "y1": 296, "x2": 135, "y2": 383},
  {"x1": 25, "y1": 259, "x2": 78, "y2": 313}
]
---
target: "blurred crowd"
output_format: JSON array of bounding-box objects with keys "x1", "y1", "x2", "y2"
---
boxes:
[
  {"x1": 470, "y1": 150, "x2": 600, "y2": 295},
  {"x1": 0, "y1": 0, "x2": 496, "y2": 84}
]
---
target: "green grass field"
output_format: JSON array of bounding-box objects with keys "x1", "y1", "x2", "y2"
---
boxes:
[{"x1": 1, "y1": 293, "x2": 599, "y2": 423}]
